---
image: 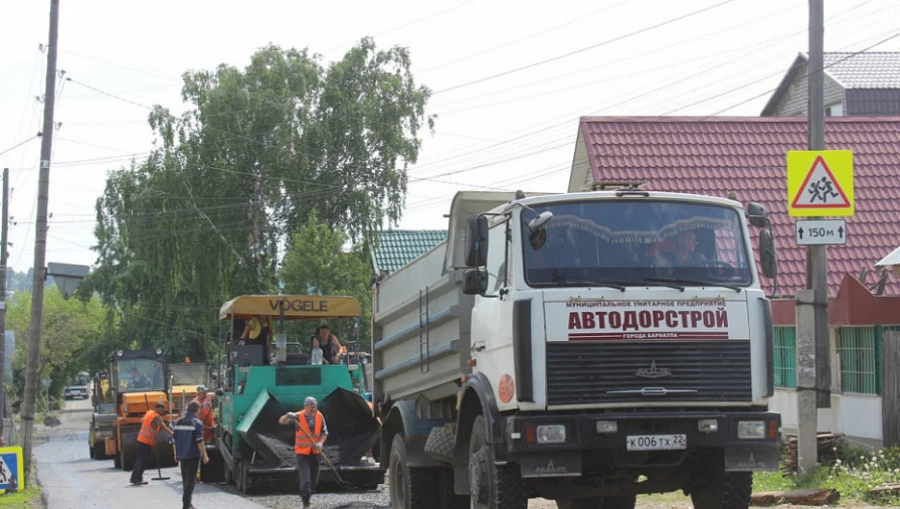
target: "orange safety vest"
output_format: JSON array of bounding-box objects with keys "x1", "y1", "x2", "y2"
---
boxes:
[
  {"x1": 294, "y1": 410, "x2": 324, "y2": 455},
  {"x1": 137, "y1": 409, "x2": 161, "y2": 447},
  {"x1": 193, "y1": 396, "x2": 215, "y2": 442}
]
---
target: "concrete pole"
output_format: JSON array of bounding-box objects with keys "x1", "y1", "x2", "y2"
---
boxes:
[
  {"x1": 807, "y1": 0, "x2": 830, "y2": 411},
  {"x1": 796, "y1": 0, "x2": 827, "y2": 473},
  {"x1": 22, "y1": 0, "x2": 59, "y2": 479},
  {"x1": 796, "y1": 290, "x2": 818, "y2": 473}
]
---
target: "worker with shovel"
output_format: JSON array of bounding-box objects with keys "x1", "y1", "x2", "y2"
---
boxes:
[
  {"x1": 174, "y1": 401, "x2": 210, "y2": 509},
  {"x1": 279, "y1": 396, "x2": 328, "y2": 509},
  {"x1": 131, "y1": 401, "x2": 174, "y2": 486}
]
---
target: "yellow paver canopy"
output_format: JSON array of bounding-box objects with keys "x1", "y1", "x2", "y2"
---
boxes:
[{"x1": 219, "y1": 295, "x2": 361, "y2": 320}]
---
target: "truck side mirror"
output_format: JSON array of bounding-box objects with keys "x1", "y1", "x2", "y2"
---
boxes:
[
  {"x1": 747, "y1": 202, "x2": 768, "y2": 228},
  {"x1": 465, "y1": 215, "x2": 489, "y2": 267},
  {"x1": 463, "y1": 269, "x2": 488, "y2": 295},
  {"x1": 759, "y1": 228, "x2": 777, "y2": 280}
]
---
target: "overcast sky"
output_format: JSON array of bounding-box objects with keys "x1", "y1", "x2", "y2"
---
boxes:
[{"x1": 2, "y1": 0, "x2": 899, "y2": 273}]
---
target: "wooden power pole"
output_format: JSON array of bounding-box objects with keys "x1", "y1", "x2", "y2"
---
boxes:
[{"x1": 22, "y1": 0, "x2": 60, "y2": 479}]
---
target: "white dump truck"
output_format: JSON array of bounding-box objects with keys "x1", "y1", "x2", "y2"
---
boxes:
[{"x1": 372, "y1": 189, "x2": 781, "y2": 509}]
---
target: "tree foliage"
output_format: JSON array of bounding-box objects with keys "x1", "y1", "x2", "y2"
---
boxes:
[
  {"x1": 88, "y1": 39, "x2": 431, "y2": 361},
  {"x1": 7, "y1": 287, "x2": 106, "y2": 399},
  {"x1": 280, "y1": 213, "x2": 373, "y2": 351}
]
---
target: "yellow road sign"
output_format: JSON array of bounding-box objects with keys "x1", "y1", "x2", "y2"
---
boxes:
[{"x1": 787, "y1": 150, "x2": 854, "y2": 217}]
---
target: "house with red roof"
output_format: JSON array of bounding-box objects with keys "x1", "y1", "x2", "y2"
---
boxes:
[{"x1": 568, "y1": 116, "x2": 900, "y2": 448}]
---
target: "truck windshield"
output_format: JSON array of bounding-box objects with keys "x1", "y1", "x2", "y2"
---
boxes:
[{"x1": 521, "y1": 200, "x2": 752, "y2": 287}]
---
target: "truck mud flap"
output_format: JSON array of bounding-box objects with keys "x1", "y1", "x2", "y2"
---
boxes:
[{"x1": 725, "y1": 447, "x2": 779, "y2": 472}]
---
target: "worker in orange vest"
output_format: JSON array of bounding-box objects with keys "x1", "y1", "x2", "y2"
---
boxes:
[
  {"x1": 191, "y1": 385, "x2": 216, "y2": 444},
  {"x1": 279, "y1": 396, "x2": 328, "y2": 509},
  {"x1": 130, "y1": 401, "x2": 174, "y2": 486}
]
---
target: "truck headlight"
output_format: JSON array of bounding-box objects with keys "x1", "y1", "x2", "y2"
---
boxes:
[
  {"x1": 737, "y1": 420, "x2": 765, "y2": 439},
  {"x1": 536, "y1": 424, "x2": 566, "y2": 444}
]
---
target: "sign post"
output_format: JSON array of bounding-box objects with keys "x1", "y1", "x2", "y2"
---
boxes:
[{"x1": 787, "y1": 147, "x2": 855, "y2": 473}]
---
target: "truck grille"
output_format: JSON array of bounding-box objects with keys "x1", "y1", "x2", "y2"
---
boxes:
[{"x1": 546, "y1": 341, "x2": 751, "y2": 405}]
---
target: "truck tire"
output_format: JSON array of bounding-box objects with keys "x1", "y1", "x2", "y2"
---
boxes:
[
  {"x1": 690, "y1": 472, "x2": 752, "y2": 509},
  {"x1": 604, "y1": 495, "x2": 636, "y2": 509},
  {"x1": 92, "y1": 442, "x2": 107, "y2": 460},
  {"x1": 439, "y1": 467, "x2": 468, "y2": 509},
  {"x1": 389, "y1": 434, "x2": 439, "y2": 509},
  {"x1": 469, "y1": 415, "x2": 527, "y2": 509}
]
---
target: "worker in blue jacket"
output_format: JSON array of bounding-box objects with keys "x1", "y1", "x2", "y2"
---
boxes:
[{"x1": 173, "y1": 401, "x2": 209, "y2": 509}]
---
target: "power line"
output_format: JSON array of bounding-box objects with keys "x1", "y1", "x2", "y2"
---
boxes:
[
  {"x1": 434, "y1": 0, "x2": 735, "y2": 94},
  {"x1": 0, "y1": 135, "x2": 40, "y2": 157}
]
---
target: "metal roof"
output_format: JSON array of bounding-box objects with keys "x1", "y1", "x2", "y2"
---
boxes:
[
  {"x1": 573, "y1": 116, "x2": 900, "y2": 296},
  {"x1": 876, "y1": 245, "x2": 900, "y2": 268},
  {"x1": 761, "y1": 52, "x2": 900, "y2": 115},
  {"x1": 370, "y1": 230, "x2": 447, "y2": 274}
]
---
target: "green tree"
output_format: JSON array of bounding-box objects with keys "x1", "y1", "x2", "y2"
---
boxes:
[
  {"x1": 281, "y1": 214, "x2": 373, "y2": 351},
  {"x1": 89, "y1": 39, "x2": 431, "y2": 361},
  {"x1": 7, "y1": 287, "x2": 106, "y2": 400}
]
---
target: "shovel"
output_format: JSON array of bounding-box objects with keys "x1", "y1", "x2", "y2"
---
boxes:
[
  {"x1": 293, "y1": 416, "x2": 353, "y2": 487},
  {"x1": 144, "y1": 394, "x2": 171, "y2": 481}
]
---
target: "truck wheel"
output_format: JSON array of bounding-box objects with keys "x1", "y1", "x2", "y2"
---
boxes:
[
  {"x1": 388, "y1": 434, "x2": 439, "y2": 509},
  {"x1": 439, "y1": 467, "x2": 468, "y2": 509},
  {"x1": 603, "y1": 495, "x2": 636, "y2": 509},
  {"x1": 468, "y1": 415, "x2": 527, "y2": 509},
  {"x1": 690, "y1": 472, "x2": 752, "y2": 509},
  {"x1": 92, "y1": 442, "x2": 107, "y2": 460}
]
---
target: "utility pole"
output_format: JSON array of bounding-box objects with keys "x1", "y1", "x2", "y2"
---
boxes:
[
  {"x1": 0, "y1": 168, "x2": 8, "y2": 441},
  {"x1": 797, "y1": 0, "x2": 828, "y2": 474},
  {"x1": 22, "y1": 0, "x2": 59, "y2": 479}
]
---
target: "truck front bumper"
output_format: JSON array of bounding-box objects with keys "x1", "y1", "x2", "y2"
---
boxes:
[{"x1": 505, "y1": 410, "x2": 781, "y2": 476}]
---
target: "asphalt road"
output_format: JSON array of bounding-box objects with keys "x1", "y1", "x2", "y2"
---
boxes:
[
  {"x1": 32, "y1": 399, "x2": 871, "y2": 509},
  {"x1": 34, "y1": 397, "x2": 267, "y2": 509}
]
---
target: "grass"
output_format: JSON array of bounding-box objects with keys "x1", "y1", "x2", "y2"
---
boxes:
[
  {"x1": 640, "y1": 445, "x2": 900, "y2": 507},
  {"x1": 1, "y1": 463, "x2": 42, "y2": 508},
  {"x1": 753, "y1": 444, "x2": 900, "y2": 506}
]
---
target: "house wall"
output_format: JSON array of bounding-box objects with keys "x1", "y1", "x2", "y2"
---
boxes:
[
  {"x1": 774, "y1": 389, "x2": 884, "y2": 450},
  {"x1": 846, "y1": 89, "x2": 900, "y2": 115},
  {"x1": 770, "y1": 61, "x2": 845, "y2": 116}
]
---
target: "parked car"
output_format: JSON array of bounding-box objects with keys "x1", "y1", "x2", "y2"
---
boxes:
[{"x1": 64, "y1": 384, "x2": 89, "y2": 400}]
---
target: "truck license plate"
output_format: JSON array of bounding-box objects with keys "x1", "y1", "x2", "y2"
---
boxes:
[{"x1": 626, "y1": 434, "x2": 687, "y2": 451}]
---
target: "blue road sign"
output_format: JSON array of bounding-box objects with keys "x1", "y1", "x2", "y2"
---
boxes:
[{"x1": 0, "y1": 446, "x2": 23, "y2": 493}]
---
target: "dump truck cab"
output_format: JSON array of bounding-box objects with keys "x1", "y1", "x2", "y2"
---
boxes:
[
  {"x1": 168, "y1": 361, "x2": 209, "y2": 414},
  {"x1": 215, "y1": 295, "x2": 383, "y2": 493}
]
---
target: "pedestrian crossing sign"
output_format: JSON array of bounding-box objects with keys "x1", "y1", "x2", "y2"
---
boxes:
[
  {"x1": 0, "y1": 446, "x2": 23, "y2": 493},
  {"x1": 787, "y1": 150, "x2": 854, "y2": 217}
]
